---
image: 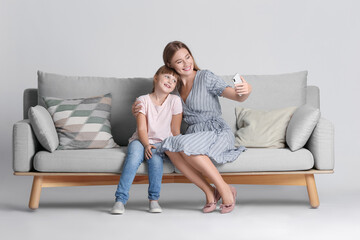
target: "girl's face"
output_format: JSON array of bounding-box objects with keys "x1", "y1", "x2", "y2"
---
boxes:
[
  {"x1": 170, "y1": 48, "x2": 195, "y2": 77},
  {"x1": 154, "y1": 73, "x2": 178, "y2": 94}
]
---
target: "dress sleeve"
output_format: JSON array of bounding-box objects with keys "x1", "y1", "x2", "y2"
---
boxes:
[
  {"x1": 172, "y1": 95, "x2": 183, "y2": 115},
  {"x1": 205, "y1": 70, "x2": 230, "y2": 96}
]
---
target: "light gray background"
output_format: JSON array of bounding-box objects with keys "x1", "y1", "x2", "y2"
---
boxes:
[{"x1": 1, "y1": 0, "x2": 359, "y2": 239}]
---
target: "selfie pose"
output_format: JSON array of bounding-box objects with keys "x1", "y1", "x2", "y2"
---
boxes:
[{"x1": 133, "y1": 41, "x2": 252, "y2": 214}]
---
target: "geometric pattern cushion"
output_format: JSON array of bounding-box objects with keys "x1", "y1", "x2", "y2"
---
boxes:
[{"x1": 43, "y1": 93, "x2": 118, "y2": 150}]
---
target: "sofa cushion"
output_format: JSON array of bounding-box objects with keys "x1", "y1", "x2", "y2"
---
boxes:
[
  {"x1": 175, "y1": 148, "x2": 314, "y2": 173},
  {"x1": 220, "y1": 71, "x2": 308, "y2": 134},
  {"x1": 43, "y1": 93, "x2": 118, "y2": 150},
  {"x1": 235, "y1": 106, "x2": 296, "y2": 148},
  {"x1": 33, "y1": 148, "x2": 175, "y2": 173},
  {"x1": 286, "y1": 105, "x2": 321, "y2": 151},
  {"x1": 38, "y1": 71, "x2": 154, "y2": 146},
  {"x1": 28, "y1": 105, "x2": 59, "y2": 152},
  {"x1": 217, "y1": 148, "x2": 314, "y2": 172}
]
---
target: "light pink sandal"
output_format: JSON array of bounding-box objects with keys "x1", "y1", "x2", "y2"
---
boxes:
[
  {"x1": 202, "y1": 187, "x2": 222, "y2": 213},
  {"x1": 220, "y1": 185, "x2": 237, "y2": 214},
  {"x1": 202, "y1": 202, "x2": 217, "y2": 213}
]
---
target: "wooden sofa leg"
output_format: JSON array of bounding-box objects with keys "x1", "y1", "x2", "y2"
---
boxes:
[
  {"x1": 29, "y1": 176, "x2": 43, "y2": 210},
  {"x1": 305, "y1": 174, "x2": 320, "y2": 208}
]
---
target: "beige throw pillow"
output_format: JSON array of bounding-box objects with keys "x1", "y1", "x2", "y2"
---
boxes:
[{"x1": 235, "y1": 106, "x2": 297, "y2": 148}]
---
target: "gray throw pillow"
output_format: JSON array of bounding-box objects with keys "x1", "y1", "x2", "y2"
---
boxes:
[
  {"x1": 28, "y1": 105, "x2": 59, "y2": 152},
  {"x1": 235, "y1": 106, "x2": 297, "y2": 148},
  {"x1": 43, "y1": 93, "x2": 118, "y2": 150},
  {"x1": 286, "y1": 105, "x2": 321, "y2": 151}
]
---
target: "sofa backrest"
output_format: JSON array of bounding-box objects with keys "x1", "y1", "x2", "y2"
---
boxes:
[
  {"x1": 220, "y1": 86, "x2": 319, "y2": 133},
  {"x1": 23, "y1": 71, "x2": 319, "y2": 146},
  {"x1": 37, "y1": 71, "x2": 154, "y2": 146},
  {"x1": 219, "y1": 71, "x2": 316, "y2": 133}
]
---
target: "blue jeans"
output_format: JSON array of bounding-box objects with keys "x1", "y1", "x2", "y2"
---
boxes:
[{"x1": 115, "y1": 140, "x2": 164, "y2": 204}]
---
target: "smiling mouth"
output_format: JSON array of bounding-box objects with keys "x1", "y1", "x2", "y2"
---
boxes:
[
  {"x1": 164, "y1": 84, "x2": 171, "y2": 88},
  {"x1": 184, "y1": 66, "x2": 191, "y2": 71}
]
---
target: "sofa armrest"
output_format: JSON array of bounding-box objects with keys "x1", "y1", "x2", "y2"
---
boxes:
[
  {"x1": 13, "y1": 119, "x2": 40, "y2": 172},
  {"x1": 305, "y1": 117, "x2": 334, "y2": 170}
]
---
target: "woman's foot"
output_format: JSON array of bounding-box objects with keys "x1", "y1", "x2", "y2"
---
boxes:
[
  {"x1": 220, "y1": 185, "x2": 237, "y2": 214},
  {"x1": 149, "y1": 200, "x2": 162, "y2": 213},
  {"x1": 110, "y1": 201, "x2": 125, "y2": 214},
  {"x1": 202, "y1": 202, "x2": 216, "y2": 213},
  {"x1": 214, "y1": 187, "x2": 221, "y2": 203},
  {"x1": 202, "y1": 187, "x2": 222, "y2": 213}
]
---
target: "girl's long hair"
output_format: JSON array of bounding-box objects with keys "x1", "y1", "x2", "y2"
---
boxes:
[{"x1": 152, "y1": 65, "x2": 180, "y2": 93}]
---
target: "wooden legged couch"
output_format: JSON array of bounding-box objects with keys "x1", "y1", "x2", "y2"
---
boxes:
[
  {"x1": 12, "y1": 72, "x2": 335, "y2": 210},
  {"x1": 15, "y1": 170, "x2": 333, "y2": 209}
]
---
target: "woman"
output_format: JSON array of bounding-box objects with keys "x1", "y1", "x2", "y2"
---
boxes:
[{"x1": 134, "y1": 41, "x2": 252, "y2": 214}]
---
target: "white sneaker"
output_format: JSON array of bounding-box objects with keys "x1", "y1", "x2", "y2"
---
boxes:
[
  {"x1": 110, "y1": 202, "x2": 125, "y2": 214},
  {"x1": 149, "y1": 201, "x2": 162, "y2": 213}
]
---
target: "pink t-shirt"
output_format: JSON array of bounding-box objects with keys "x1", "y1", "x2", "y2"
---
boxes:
[{"x1": 129, "y1": 94, "x2": 183, "y2": 144}]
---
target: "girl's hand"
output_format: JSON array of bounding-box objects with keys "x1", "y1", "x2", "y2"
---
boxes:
[
  {"x1": 132, "y1": 100, "x2": 142, "y2": 117},
  {"x1": 235, "y1": 76, "x2": 251, "y2": 95},
  {"x1": 144, "y1": 145, "x2": 156, "y2": 160}
]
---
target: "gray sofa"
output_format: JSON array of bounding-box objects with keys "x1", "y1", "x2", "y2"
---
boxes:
[{"x1": 13, "y1": 71, "x2": 334, "y2": 209}]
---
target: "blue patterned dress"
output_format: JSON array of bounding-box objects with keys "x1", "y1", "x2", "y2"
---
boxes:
[{"x1": 157, "y1": 70, "x2": 246, "y2": 164}]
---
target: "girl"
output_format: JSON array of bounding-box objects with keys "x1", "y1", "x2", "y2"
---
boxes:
[
  {"x1": 111, "y1": 65, "x2": 182, "y2": 214},
  {"x1": 133, "y1": 41, "x2": 252, "y2": 214}
]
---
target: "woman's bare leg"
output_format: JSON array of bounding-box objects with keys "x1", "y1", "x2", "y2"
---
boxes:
[
  {"x1": 179, "y1": 152, "x2": 234, "y2": 205},
  {"x1": 166, "y1": 151, "x2": 215, "y2": 203}
]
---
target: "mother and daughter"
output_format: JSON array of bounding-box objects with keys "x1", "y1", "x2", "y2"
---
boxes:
[{"x1": 110, "y1": 41, "x2": 252, "y2": 215}]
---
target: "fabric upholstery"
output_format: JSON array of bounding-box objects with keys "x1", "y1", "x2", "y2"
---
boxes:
[
  {"x1": 235, "y1": 106, "x2": 296, "y2": 148},
  {"x1": 43, "y1": 93, "x2": 118, "y2": 150},
  {"x1": 305, "y1": 118, "x2": 335, "y2": 170},
  {"x1": 38, "y1": 71, "x2": 153, "y2": 146},
  {"x1": 33, "y1": 148, "x2": 175, "y2": 173},
  {"x1": 305, "y1": 86, "x2": 320, "y2": 109},
  {"x1": 12, "y1": 72, "x2": 335, "y2": 174},
  {"x1": 220, "y1": 71, "x2": 308, "y2": 134},
  {"x1": 12, "y1": 120, "x2": 40, "y2": 172},
  {"x1": 286, "y1": 105, "x2": 321, "y2": 151},
  {"x1": 23, "y1": 88, "x2": 38, "y2": 119},
  {"x1": 175, "y1": 148, "x2": 314, "y2": 173},
  {"x1": 28, "y1": 105, "x2": 59, "y2": 152}
]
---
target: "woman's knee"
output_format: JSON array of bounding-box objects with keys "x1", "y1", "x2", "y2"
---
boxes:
[
  {"x1": 165, "y1": 151, "x2": 183, "y2": 162},
  {"x1": 165, "y1": 151, "x2": 181, "y2": 157}
]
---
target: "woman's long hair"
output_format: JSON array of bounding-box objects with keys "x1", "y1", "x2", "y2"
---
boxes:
[
  {"x1": 162, "y1": 41, "x2": 200, "y2": 92},
  {"x1": 163, "y1": 41, "x2": 200, "y2": 71}
]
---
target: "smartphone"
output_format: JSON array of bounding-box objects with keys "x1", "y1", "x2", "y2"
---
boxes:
[
  {"x1": 232, "y1": 73, "x2": 243, "y2": 85},
  {"x1": 232, "y1": 73, "x2": 243, "y2": 96}
]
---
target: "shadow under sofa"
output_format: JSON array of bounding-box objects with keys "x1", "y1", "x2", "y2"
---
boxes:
[{"x1": 12, "y1": 71, "x2": 335, "y2": 209}]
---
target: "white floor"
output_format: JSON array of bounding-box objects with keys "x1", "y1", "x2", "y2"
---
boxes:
[{"x1": 1, "y1": 174, "x2": 360, "y2": 240}]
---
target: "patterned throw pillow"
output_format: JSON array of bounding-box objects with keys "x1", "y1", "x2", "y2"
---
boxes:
[{"x1": 43, "y1": 93, "x2": 118, "y2": 150}]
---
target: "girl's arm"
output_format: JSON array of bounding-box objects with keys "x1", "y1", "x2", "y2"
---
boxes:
[
  {"x1": 137, "y1": 113, "x2": 154, "y2": 159},
  {"x1": 221, "y1": 76, "x2": 252, "y2": 102},
  {"x1": 171, "y1": 113, "x2": 183, "y2": 136}
]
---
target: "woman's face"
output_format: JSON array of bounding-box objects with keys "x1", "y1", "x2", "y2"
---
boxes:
[{"x1": 170, "y1": 48, "x2": 195, "y2": 77}]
